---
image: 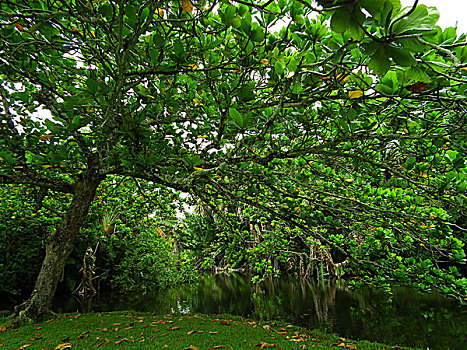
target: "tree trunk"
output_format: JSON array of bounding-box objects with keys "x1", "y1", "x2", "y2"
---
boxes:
[{"x1": 12, "y1": 175, "x2": 102, "y2": 324}]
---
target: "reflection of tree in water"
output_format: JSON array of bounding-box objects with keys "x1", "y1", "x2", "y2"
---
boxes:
[{"x1": 53, "y1": 274, "x2": 467, "y2": 350}]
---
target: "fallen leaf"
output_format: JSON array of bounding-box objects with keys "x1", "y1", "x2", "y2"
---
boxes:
[
  {"x1": 29, "y1": 336, "x2": 42, "y2": 340},
  {"x1": 187, "y1": 330, "x2": 196, "y2": 335},
  {"x1": 182, "y1": 0, "x2": 193, "y2": 12},
  {"x1": 115, "y1": 338, "x2": 134, "y2": 344},
  {"x1": 0, "y1": 326, "x2": 6, "y2": 332},
  {"x1": 77, "y1": 331, "x2": 89, "y2": 339},
  {"x1": 346, "y1": 344, "x2": 357, "y2": 350},
  {"x1": 219, "y1": 320, "x2": 229, "y2": 325},
  {"x1": 209, "y1": 331, "x2": 218, "y2": 335},
  {"x1": 167, "y1": 326, "x2": 180, "y2": 331},
  {"x1": 184, "y1": 346, "x2": 199, "y2": 350},
  {"x1": 19, "y1": 345, "x2": 32, "y2": 350},
  {"x1": 213, "y1": 346, "x2": 226, "y2": 349},
  {"x1": 255, "y1": 342, "x2": 276, "y2": 349},
  {"x1": 263, "y1": 325, "x2": 272, "y2": 331},
  {"x1": 54, "y1": 344, "x2": 72, "y2": 350}
]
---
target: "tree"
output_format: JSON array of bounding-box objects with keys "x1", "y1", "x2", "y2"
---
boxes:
[{"x1": 0, "y1": 0, "x2": 466, "y2": 322}]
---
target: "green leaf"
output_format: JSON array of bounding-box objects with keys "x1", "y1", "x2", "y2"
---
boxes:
[
  {"x1": 330, "y1": 7, "x2": 352, "y2": 33},
  {"x1": 86, "y1": 78, "x2": 99, "y2": 94},
  {"x1": 387, "y1": 46, "x2": 416, "y2": 67},
  {"x1": 125, "y1": 5, "x2": 138, "y2": 28},
  {"x1": 330, "y1": 5, "x2": 364, "y2": 40},
  {"x1": 250, "y1": 28, "x2": 264, "y2": 42},
  {"x1": 45, "y1": 119, "x2": 63, "y2": 133},
  {"x1": 445, "y1": 150, "x2": 458, "y2": 162},
  {"x1": 368, "y1": 45, "x2": 391, "y2": 76},
  {"x1": 291, "y1": 81, "x2": 303, "y2": 94},
  {"x1": 360, "y1": 0, "x2": 400, "y2": 29},
  {"x1": 274, "y1": 61, "x2": 285, "y2": 76},
  {"x1": 229, "y1": 107, "x2": 244, "y2": 128},
  {"x1": 392, "y1": 5, "x2": 439, "y2": 35},
  {"x1": 173, "y1": 39, "x2": 186, "y2": 59}
]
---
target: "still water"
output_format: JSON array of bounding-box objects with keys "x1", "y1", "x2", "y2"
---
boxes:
[{"x1": 53, "y1": 273, "x2": 467, "y2": 350}]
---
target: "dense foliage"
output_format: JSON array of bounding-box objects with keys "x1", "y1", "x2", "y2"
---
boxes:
[
  {"x1": 0, "y1": 0, "x2": 466, "y2": 321},
  {"x1": 0, "y1": 180, "x2": 195, "y2": 298}
]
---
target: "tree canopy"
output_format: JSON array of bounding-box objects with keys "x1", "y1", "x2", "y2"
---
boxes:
[{"x1": 0, "y1": 0, "x2": 466, "y2": 321}]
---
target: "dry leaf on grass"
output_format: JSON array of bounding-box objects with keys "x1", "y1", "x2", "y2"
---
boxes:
[
  {"x1": 184, "y1": 345, "x2": 199, "y2": 350},
  {"x1": 255, "y1": 342, "x2": 276, "y2": 349},
  {"x1": 54, "y1": 344, "x2": 72, "y2": 350}
]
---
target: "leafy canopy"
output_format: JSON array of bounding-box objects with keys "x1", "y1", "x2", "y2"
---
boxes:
[{"x1": 0, "y1": 0, "x2": 466, "y2": 299}]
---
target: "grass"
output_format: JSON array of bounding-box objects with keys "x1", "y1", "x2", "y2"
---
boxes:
[{"x1": 0, "y1": 312, "x2": 411, "y2": 349}]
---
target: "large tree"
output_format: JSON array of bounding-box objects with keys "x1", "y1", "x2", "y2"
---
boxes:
[{"x1": 0, "y1": 0, "x2": 466, "y2": 322}]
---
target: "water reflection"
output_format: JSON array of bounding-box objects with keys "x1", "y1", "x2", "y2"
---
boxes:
[{"x1": 53, "y1": 273, "x2": 467, "y2": 350}]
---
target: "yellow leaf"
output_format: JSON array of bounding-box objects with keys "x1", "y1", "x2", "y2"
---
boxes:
[
  {"x1": 420, "y1": 171, "x2": 428, "y2": 178},
  {"x1": 167, "y1": 79, "x2": 173, "y2": 85},
  {"x1": 0, "y1": 325, "x2": 6, "y2": 332},
  {"x1": 38, "y1": 134, "x2": 55, "y2": 141},
  {"x1": 193, "y1": 98, "x2": 202, "y2": 106},
  {"x1": 260, "y1": 59, "x2": 269, "y2": 65},
  {"x1": 42, "y1": 165, "x2": 53, "y2": 169},
  {"x1": 193, "y1": 167, "x2": 204, "y2": 171},
  {"x1": 54, "y1": 344, "x2": 72, "y2": 350},
  {"x1": 337, "y1": 73, "x2": 349, "y2": 83},
  {"x1": 155, "y1": 8, "x2": 164, "y2": 15},
  {"x1": 197, "y1": 135, "x2": 208, "y2": 138},
  {"x1": 0, "y1": 157, "x2": 3, "y2": 161},
  {"x1": 348, "y1": 89, "x2": 363, "y2": 99},
  {"x1": 188, "y1": 63, "x2": 198, "y2": 70},
  {"x1": 182, "y1": 0, "x2": 194, "y2": 12},
  {"x1": 19, "y1": 345, "x2": 32, "y2": 350}
]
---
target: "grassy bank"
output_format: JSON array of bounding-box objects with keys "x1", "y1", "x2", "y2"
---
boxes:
[{"x1": 0, "y1": 312, "x2": 409, "y2": 349}]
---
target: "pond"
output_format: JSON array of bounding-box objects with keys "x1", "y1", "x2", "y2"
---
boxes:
[{"x1": 52, "y1": 273, "x2": 466, "y2": 350}]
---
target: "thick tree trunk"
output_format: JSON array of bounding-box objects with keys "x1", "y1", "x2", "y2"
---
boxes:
[{"x1": 12, "y1": 175, "x2": 102, "y2": 324}]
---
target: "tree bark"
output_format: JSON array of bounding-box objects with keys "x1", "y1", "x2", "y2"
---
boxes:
[{"x1": 12, "y1": 175, "x2": 102, "y2": 324}]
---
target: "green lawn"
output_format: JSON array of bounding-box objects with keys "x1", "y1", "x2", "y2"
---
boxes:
[{"x1": 0, "y1": 312, "x2": 410, "y2": 349}]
